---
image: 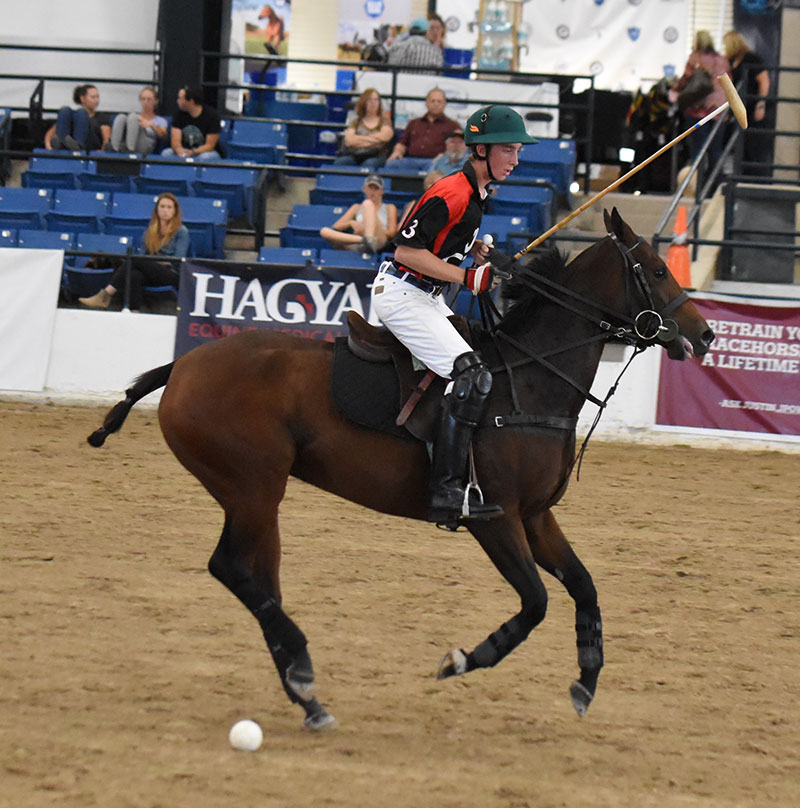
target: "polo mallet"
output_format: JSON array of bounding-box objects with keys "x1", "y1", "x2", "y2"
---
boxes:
[{"x1": 509, "y1": 74, "x2": 748, "y2": 259}]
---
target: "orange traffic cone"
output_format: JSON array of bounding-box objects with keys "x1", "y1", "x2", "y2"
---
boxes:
[{"x1": 666, "y1": 205, "x2": 691, "y2": 288}]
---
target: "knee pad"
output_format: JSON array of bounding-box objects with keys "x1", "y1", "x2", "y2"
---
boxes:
[{"x1": 449, "y1": 351, "x2": 492, "y2": 423}]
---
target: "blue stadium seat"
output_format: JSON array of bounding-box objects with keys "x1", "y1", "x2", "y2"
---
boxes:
[
  {"x1": 63, "y1": 232, "x2": 133, "y2": 297},
  {"x1": 134, "y1": 162, "x2": 199, "y2": 196},
  {"x1": 176, "y1": 196, "x2": 227, "y2": 258},
  {"x1": 280, "y1": 204, "x2": 347, "y2": 249},
  {"x1": 486, "y1": 185, "x2": 553, "y2": 234},
  {"x1": 309, "y1": 172, "x2": 381, "y2": 206},
  {"x1": 103, "y1": 193, "x2": 155, "y2": 240},
  {"x1": 78, "y1": 160, "x2": 135, "y2": 194},
  {"x1": 0, "y1": 187, "x2": 53, "y2": 230},
  {"x1": 194, "y1": 164, "x2": 260, "y2": 220},
  {"x1": 479, "y1": 213, "x2": 529, "y2": 253},
  {"x1": 73, "y1": 232, "x2": 132, "y2": 268},
  {"x1": 22, "y1": 155, "x2": 87, "y2": 190},
  {"x1": 318, "y1": 248, "x2": 378, "y2": 270},
  {"x1": 0, "y1": 228, "x2": 17, "y2": 247},
  {"x1": 17, "y1": 228, "x2": 75, "y2": 250},
  {"x1": 262, "y1": 100, "x2": 328, "y2": 163},
  {"x1": 63, "y1": 265, "x2": 116, "y2": 298},
  {"x1": 225, "y1": 120, "x2": 288, "y2": 164},
  {"x1": 258, "y1": 246, "x2": 318, "y2": 266},
  {"x1": 516, "y1": 139, "x2": 576, "y2": 197},
  {"x1": 46, "y1": 189, "x2": 112, "y2": 233}
]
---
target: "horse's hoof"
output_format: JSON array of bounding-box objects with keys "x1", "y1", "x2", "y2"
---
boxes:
[
  {"x1": 436, "y1": 648, "x2": 468, "y2": 680},
  {"x1": 303, "y1": 710, "x2": 338, "y2": 732},
  {"x1": 286, "y1": 662, "x2": 315, "y2": 701},
  {"x1": 569, "y1": 679, "x2": 594, "y2": 717}
]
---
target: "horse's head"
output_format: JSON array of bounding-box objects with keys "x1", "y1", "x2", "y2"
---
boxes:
[{"x1": 602, "y1": 207, "x2": 714, "y2": 360}]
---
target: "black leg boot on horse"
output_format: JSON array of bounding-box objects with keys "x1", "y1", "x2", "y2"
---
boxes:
[{"x1": 428, "y1": 351, "x2": 504, "y2": 527}]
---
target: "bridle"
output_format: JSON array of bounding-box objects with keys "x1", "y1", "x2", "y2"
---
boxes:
[
  {"x1": 608, "y1": 232, "x2": 689, "y2": 347},
  {"x1": 476, "y1": 230, "x2": 690, "y2": 411}
]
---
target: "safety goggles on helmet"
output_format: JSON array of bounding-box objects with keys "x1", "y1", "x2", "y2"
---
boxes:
[{"x1": 464, "y1": 104, "x2": 538, "y2": 145}]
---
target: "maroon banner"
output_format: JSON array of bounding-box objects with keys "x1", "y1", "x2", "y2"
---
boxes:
[{"x1": 656, "y1": 295, "x2": 800, "y2": 436}]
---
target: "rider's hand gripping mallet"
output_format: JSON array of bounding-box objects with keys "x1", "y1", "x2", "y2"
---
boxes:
[{"x1": 512, "y1": 73, "x2": 748, "y2": 259}]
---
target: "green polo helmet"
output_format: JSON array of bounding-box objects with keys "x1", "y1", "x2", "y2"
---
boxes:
[{"x1": 464, "y1": 104, "x2": 538, "y2": 145}]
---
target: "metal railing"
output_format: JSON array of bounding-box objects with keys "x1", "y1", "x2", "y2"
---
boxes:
[{"x1": 199, "y1": 50, "x2": 595, "y2": 194}]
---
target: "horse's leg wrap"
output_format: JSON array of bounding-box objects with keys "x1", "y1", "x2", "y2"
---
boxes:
[
  {"x1": 253, "y1": 596, "x2": 307, "y2": 657},
  {"x1": 466, "y1": 611, "x2": 536, "y2": 670},
  {"x1": 575, "y1": 606, "x2": 603, "y2": 671}
]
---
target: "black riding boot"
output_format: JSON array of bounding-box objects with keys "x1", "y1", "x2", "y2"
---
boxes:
[{"x1": 428, "y1": 352, "x2": 504, "y2": 525}]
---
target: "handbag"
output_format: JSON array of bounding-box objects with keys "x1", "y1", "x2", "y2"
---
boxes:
[{"x1": 678, "y1": 67, "x2": 714, "y2": 112}]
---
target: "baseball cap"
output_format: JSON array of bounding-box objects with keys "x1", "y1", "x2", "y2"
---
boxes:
[
  {"x1": 445, "y1": 129, "x2": 465, "y2": 140},
  {"x1": 409, "y1": 18, "x2": 429, "y2": 34},
  {"x1": 364, "y1": 173, "x2": 384, "y2": 189}
]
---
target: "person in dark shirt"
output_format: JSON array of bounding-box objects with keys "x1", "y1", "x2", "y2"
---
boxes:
[
  {"x1": 162, "y1": 86, "x2": 222, "y2": 160},
  {"x1": 372, "y1": 105, "x2": 538, "y2": 525},
  {"x1": 44, "y1": 84, "x2": 111, "y2": 152},
  {"x1": 385, "y1": 87, "x2": 460, "y2": 172},
  {"x1": 723, "y1": 30, "x2": 771, "y2": 176}
]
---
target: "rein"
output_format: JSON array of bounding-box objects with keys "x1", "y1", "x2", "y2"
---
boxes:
[{"x1": 477, "y1": 232, "x2": 688, "y2": 435}]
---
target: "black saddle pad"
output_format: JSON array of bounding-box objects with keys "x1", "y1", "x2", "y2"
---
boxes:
[{"x1": 331, "y1": 337, "x2": 418, "y2": 441}]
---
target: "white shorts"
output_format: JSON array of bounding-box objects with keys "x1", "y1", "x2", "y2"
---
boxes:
[{"x1": 371, "y1": 261, "x2": 472, "y2": 379}]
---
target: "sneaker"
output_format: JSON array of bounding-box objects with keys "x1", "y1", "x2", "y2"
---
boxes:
[
  {"x1": 63, "y1": 135, "x2": 82, "y2": 151},
  {"x1": 361, "y1": 236, "x2": 378, "y2": 254},
  {"x1": 50, "y1": 135, "x2": 62, "y2": 150}
]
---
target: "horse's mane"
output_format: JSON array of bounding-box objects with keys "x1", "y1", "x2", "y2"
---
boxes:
[{"x1": 494, "y1": 247, "x2": 569, "y2": 335}]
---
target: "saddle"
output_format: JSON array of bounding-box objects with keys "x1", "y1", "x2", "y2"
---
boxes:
[{"x1": 330, "y1": 311, "x2": 473, "y2": 443}]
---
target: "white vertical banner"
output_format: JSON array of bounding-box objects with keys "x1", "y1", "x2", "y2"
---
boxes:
[
  {"x1": 0, "y1": 249, "x2": 62, "y2": 392},
  {"x1": 521, "y1": 0, "x2": 689, "y2": 91}
]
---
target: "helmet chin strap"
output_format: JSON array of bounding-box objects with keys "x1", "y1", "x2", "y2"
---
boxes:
[{"x1": 478, "y1": 144, "x2": 499, "y2": 183}]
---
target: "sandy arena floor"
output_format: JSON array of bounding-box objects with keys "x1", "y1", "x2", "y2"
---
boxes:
[{"x1": 1, "y1": 401, "x2": 798, "y2": 807}]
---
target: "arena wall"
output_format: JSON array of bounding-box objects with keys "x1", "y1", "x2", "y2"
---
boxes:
[{"x1": 2, "y1": 306, "x2": 795, "y2": 453}]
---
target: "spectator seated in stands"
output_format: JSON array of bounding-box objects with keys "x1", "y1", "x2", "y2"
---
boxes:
[
  {"x1": 319, "y1": 174, "x2": 397, "y2": 254},
  {"x1": 44, "y1": 84, "x2": 111, "y2": 152},
  {"x1": 429, "y1": 129, "x2": 468, "y2": 176},
  {"x1": 161, "y1": 86, "x2": 221, "y2": 161},
  {"x1": 78, "y1": 192, "x2": 190, "y2": 311},
  {"x1": 385, "y1": 88, "x2": 460, "y2": 173},
  {"x1": 109, "y1": 85, "x2": 168, "y2": 155},
  {"x1": 333, "y1": 87, "x2": 394, "y2": 169},
  {"x1": 400, "y1": 169, "x2": 444, "y2": 223},
  {"x1": 386, "y1": 17, "x2": 443, "y2": 74}
]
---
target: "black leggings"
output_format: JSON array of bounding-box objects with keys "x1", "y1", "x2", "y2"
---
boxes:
[{"x1": 110, "y1": 258, "x2": 179, "y2": 310}]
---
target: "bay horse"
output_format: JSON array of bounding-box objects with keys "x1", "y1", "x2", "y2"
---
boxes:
[{"x1": 88, "y1": 208, "x2": 714, "y2": 730}]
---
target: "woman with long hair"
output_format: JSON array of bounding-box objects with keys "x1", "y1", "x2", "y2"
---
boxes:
[
  {"x1": 78, "y1": 193, "x2": 190, "y2": 311},
  {"x1": 670, "y1": 30, "x2": 731, "y2": 188},
  {"x1": 44, "y1": 84, "x2": 112, "y2": 151},
  {"x1": 109, "y1": 85, "x2": 168, "y2": 155},
  {"x1": 333, "y1": 87, "x2": 394, "y2": 168},
  {"x1": 723, "y1": 30, "x2": 771, "y2": 176}
]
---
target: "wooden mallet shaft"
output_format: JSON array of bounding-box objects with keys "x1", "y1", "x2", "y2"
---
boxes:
[{"x1": 513, "y1": 73, "x2": 748, "y2": 258}]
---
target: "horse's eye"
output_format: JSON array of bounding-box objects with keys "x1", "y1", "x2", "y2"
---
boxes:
[{"x1": 654, "y1": 266, "x2": 667, "y2": 280}]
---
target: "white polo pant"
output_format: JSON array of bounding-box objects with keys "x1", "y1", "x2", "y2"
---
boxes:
[{"x1": 371, "y1": 262, "x2": 472, "y2": 379}]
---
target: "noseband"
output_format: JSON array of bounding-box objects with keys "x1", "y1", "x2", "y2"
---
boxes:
[{"x1": 608, "y1": 232, "x2": 688, "y2": 346}]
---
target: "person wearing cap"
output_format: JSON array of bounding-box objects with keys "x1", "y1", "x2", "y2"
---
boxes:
[
  {"x1": 386, "y1": 88, "x2": 460, "y2": 173},
  {"x1": 371, "y1": 105, "x2": 537, "y2": 525},
  {"x1": 429, "y1": 129, "x2": 468, "y2": 176},
  {"x1": 387, "y1": 17, "x2": 444, "y2": 73},
  {"x1": 319, "y1": 173, "x2": 398, "y2": 254}
]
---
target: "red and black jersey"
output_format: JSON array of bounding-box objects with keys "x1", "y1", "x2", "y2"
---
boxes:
[{"x1": 391, "y1": 160, "x2": 486, "y2": 277}]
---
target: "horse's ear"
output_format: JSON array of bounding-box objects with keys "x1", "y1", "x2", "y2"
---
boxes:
[
  {"x1": 602, "y1": 209, "x2": 612, "y2": 232},
  {"x1": 611, "y1": 207, "x2": 624, "y2": 233}
]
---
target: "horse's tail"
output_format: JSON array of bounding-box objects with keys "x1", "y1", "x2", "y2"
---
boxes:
[{"x1": 87, "y1": 362, "x2": 174, "y2": 448}]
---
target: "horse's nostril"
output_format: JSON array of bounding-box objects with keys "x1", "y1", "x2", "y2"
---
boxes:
[{"x1": 702, "y1": 330, "x2": 715, "y2": 346}]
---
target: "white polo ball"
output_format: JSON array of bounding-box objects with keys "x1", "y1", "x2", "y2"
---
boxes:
[{"x1": 229, "y1": 719, "x2": 263, "y2": 751}]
